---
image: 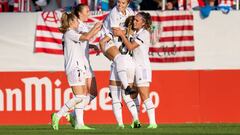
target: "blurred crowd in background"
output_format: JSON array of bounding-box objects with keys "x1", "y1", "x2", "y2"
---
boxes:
[{"x1": 0, "y1": 0, "x2": 238, "y2": 12}]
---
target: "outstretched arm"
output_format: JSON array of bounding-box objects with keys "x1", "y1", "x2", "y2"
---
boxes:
[{"x1": 79, "y1": 22, "x2": 102, "y2": 41}]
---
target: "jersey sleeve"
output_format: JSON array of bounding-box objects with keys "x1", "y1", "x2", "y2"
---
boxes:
[
  {"x1": 67, "y1": 30, "x2": 82, "y2": 42},
  {"x1": 109, "y1": 11, "x2": 119, "y2": 28},
  {"x1": 134, "y1": 33, "x2": 146, "y2": 46}
]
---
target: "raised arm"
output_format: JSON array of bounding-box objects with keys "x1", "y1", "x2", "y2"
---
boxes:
[{"x1": 79, "y1": 22, "x2": 102, "y2": 41}]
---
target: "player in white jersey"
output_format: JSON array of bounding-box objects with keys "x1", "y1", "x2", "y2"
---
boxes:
[
  {"x1": 114, "y1": 12, "x2": 157, "y2": 129},
  {"x1": 51, "y1": 12, "x2": 102, "y2": 130},
  {"x1": 64, "y1": 4, "x2": 101, "y2": 129},
  {"x1": 99, "y1": 0, "x2": 140, "y2": 129},
  {"x1": 100, "y1": 0, "x2": 135, "y2": 95}
]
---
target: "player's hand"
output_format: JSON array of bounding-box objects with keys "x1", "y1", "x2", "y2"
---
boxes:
[
  {"x1": 113, "y1": 28, "x2": 124, "y2": 37},
  {"x1": 94, "y1": 22, "x2": 103, "y2": 29}
]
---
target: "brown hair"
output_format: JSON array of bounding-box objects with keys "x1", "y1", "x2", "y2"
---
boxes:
[
  {"x1": 73, "y1": 4, "x2": 88, "y2": 19},
  {"x1": 137, "y1": 12, "x2": 152, "y2": 32},
  {"x1": 124, "y1": 15, "x2": 134, "y2": 37},
  {"x1": 59, "y1": 12, "x2": 76, "y2": 33}
]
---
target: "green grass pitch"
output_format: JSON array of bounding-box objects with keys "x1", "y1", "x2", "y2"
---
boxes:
[{"x1": 0, "y1": 124, "x2": 240, "y2": 135}]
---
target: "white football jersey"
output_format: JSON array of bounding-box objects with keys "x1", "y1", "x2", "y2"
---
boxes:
[
  {"x1": 102, "y1": 6, "x2": 134, "y2": 46},
  {"x1": 63, "y1": 29, "x2": 85, "y2": 74},
  {"x1": 77, "y1": 20, "x2": 90, "y2": 60},
  {"x1": 132, "y1": 28, "x2": 151, "y2": 68}
]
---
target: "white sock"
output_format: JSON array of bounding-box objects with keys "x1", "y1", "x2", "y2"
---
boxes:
[
  {"x1": 121, "y1": 89, "x2": 139, "y2": 121},
  {"x1": 144, "y1": 98, "x2": 156, "y2": 125},
  {"x1": 113, "y1": 54, "x2": 129, "y2": 89},
  {"x1": 117, "y1": 71, "x2": 129, "y2": 89},
  {"x1": 133, "y1": 97, "x2": 140, "y2": 113},
  {"x1": 70, "y1": 95, "x2": 93, "y2": 123},
  {"x1": 109, "y1": 85, "x2": 123, "y2": 125},
  {"x1": 75, "y1": 95, "x2": 86, "y2": 126},
  {"x1": 56, "y1": 95, "x2": 83, "y2": 118}
]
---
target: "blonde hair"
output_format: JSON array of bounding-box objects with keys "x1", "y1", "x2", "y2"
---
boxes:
[
  {"x1": 124, "y1": 16, "x2": 135, "y2": 37},
  {"x1": 59, "y1": 12, "x2": 76, "y2": 33}
]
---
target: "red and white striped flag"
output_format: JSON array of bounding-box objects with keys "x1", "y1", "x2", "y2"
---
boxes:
[
  {"x1": 35, "y1": 11, "x2": 108, "y2": 54},
  {"x1": 35, "y1": 11, "x2": 63, "y2": 54},
  {"x1": 34, "y1": 11, "x2": 195, "y2": 63},
  {"x1": 149, "y1": 11, "x2": 195, "y2": 62}
]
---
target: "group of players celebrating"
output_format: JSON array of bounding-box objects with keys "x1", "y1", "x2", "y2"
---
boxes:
[{"x1": 51, "y1": 0, "x2": 157, "y2": 130}]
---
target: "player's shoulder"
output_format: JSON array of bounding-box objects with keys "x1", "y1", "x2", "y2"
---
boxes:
[
  {"x1": 109, "y1": 7, "x2": 118, "y2": 15},
  {"x1": 138, "y1": 28, "x2": 150, "y2": 37},
  {"x1": 65, "y1": 29, "x2": 74, "y2": 34},
  {"x1": 64, "y1": 29, "x2": 77, "y2": 37},
  {"x1": 143, "y1": 28, "x2": 150, "y2": 34}
]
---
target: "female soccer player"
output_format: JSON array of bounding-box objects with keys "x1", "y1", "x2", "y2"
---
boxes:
[
  {"x1": 65, "y1": 4, "x2": 100, "y2": 128},
  {"x1": 114, "y1": 12, "x2": 157, "y2": 129},
  {"x1": 99, "y1": 0, "x2": 140, "y2": 129},
  {"x1": 51, "y1": 12, "x2": 102, "y2": 130}
]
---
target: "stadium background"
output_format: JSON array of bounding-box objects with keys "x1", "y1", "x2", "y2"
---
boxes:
[{"x1": 0, "y1": 11, "x2": 240, "y2": 126}]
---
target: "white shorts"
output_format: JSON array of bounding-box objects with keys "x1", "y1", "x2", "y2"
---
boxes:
[
  {"x1": 110, "y1": 55, "x2": 135, "y2": 83},
  {"x1": 102, "y1": 33, "x2": 122, "y2": 52},
  {"x1": 135, "y1": 66, "x2": 152, "y2": 87},
  {"x1": 103, "y1": 40, "x2": 115, "y2": 52},
  {"x1": 66, "y1": 67, "x2": 86, "y2": 86},
  {"x1": 85, "y1": 65, "x2": 95, "y2": 78},
  {"x1": 84, "y1": 58, "x2": 95, "y2": 78}
]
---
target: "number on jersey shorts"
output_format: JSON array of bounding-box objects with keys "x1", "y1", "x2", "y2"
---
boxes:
[
  {"x1": 66, "y1": 67, "x2": 86, "y2": 86},
  {"x1": 135, "y1": 66, "x2": 152, "y2": 86},
  {"x1": 110, "y1": 55, "x2": 135, "y2": 84}
]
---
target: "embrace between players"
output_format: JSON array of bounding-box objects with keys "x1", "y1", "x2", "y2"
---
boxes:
[{"x1": 51, "y1": 0, "x2": 157, "y2": 130}]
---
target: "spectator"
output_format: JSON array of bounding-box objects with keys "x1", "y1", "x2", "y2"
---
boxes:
[
  {"x1": 109, "y1": 0, "x2": 115, "y2": 9},
  {"x1": 209, "y1": 0, "x2": 218, "y2": 10},
  {"x1": 166, "y1": 0, "x2": 178, "y2": 10},
  {"x1": 8, "y1": 0, "x2": 14, "y2": 12},
  {"x1": 109, "y1": 0, "x2": 142, "y2": 11}
]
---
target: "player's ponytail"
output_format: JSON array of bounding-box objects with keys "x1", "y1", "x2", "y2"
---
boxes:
[
  {"x1": 59, "y1": 12, "x2": 76, "y2": 33},
  {"x1": 124, "y1": 16, "x2": 135, "y2": 37}
]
